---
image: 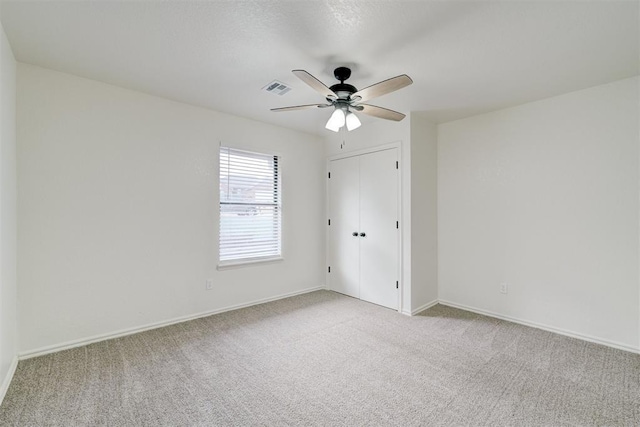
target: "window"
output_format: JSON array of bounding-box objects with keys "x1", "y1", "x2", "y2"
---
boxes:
[{"x1": 219, "y1": 146, "x2": 281, "y2": 265}]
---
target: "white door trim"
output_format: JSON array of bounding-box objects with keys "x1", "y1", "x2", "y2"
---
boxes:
[{"x1": 327, "y1": 141, "x2": 402, "y2": 162}]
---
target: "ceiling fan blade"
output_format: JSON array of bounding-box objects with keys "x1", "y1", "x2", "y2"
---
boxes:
[
  {"x1": 351, "y1": 75, "x2": 413, "y2": 103},
  {"x1": 292, "y1": 70, "x2": 338, "y2": 100},
  {"x1": 271, "y1": 104, "x2": 331, "y2": 112},
  {"x1": 357, "y1": 104, "x2": 406, "y2": 121}
]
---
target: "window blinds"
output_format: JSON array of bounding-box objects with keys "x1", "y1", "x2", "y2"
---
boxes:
[{"x1": 219, "y1": 147, "x2": 281, "y2": 263}]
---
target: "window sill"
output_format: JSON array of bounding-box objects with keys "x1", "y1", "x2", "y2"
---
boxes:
[{"x1": 217, "y1": 256, "x2": 284, "y2": 270}]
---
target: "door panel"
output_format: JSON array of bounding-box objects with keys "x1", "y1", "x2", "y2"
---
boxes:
[
  {"x1": 358, "y1": 149, "x2": 398, "y2": 309},
  {"x1": 328, "y1": 156, "x2": 361, "y2": 298}
]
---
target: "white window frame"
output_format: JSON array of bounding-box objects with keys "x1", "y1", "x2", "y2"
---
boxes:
[{"x1": 218, "y1": 146, "x2": 282, "y2": 269}]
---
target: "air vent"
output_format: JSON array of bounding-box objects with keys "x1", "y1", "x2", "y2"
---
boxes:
[{"x1": 263, "y1": 80, "x2": 292, "y2": 96}]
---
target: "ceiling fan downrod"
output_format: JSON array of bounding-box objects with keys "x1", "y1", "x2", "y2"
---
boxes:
[{"x1": 329, "y1": 67, "x2": 357, "y2": 100}]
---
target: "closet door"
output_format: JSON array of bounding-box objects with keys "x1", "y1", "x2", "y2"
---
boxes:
[
  {"x1": 359, "y1": 149, "x2": 398, "y2": 309},
  {"x1": 328, "y1": 155, "x2": 360, "y2": 299}
]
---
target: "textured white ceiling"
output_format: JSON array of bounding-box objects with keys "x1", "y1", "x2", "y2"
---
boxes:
[{"x1": 1, "y1": 1, "x2": 638, "y2": 136}]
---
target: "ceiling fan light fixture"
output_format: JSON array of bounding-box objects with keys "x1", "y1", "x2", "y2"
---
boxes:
[
  {"x1": 346, "y1": 111, "x2": 361, "y2": 131},
  {"x1": 273, "y1": 68, "x2": 413, "y2": 132},
  {"x1": 325, "y1": 108, "x2": 346, "y2": 132}
]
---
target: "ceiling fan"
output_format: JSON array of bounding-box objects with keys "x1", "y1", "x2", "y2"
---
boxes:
[{"x1": 271, "y1": 67, "x2": 413, "y2": 132}]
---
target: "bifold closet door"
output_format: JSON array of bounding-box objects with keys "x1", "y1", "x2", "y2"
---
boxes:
[
  {"x1": 328, "y1": 148, "x2": 399, "y2": 310},
  {"x1": 328, "y1": 155, "x2": 360, "y2": 299},
  {"x1": 358, "y1": 149, "x2": 398, "y2": 309}
]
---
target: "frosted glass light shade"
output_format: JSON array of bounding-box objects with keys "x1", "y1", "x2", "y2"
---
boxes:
[
  {"x1": 325, "y1": 108, "x2": 346, "y2": 132},
  {"x1": 346, "y1": 111, "x2": 361, "y2": 131}
]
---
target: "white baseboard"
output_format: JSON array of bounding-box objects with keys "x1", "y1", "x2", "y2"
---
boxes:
[
  {"x1": 402, "y1": 299, "x2": 439, "y2": 316},
  {"x1": 438, "y1": 299, "x2": 640, "y2": 355},
  {"x1": 411, "y1": 299, "x2": 439, "y2": 316},
  {"x1": 0, "y1": 356, "x2": 18, "y2": 406},
  {"x1": 19, "y1": 286, "x2": 325, "y2": 360}
]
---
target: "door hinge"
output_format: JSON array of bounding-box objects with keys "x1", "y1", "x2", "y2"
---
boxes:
[
  {"x1": 328, "y1": 219, "x2": 331, "y2": 226},
  {"x1": 328, "y1": 172, "x2": 331, "y2": 179},
  {"x1": 396, "y1": 161, "x2": 398, "y2": 169},
  {"x1": 328, "y1": 266, "x2": 331, "y2": 273},
  {"x1": 396, "y1": 221, "x2": 399, "y2": 229},
  {"x1": 396, "y1": 281, "x2": 399, "y2": 289}
]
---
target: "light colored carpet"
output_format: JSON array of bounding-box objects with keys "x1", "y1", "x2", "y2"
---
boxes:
[{"x1": 1, "y1": 290, "x2": 639, "y2": 426}]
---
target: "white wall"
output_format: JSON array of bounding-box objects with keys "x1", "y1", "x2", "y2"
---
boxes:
[
  {"x1": 0, "y1": 19, "x2": 17, "y2": 399},
  {"x1": 325, "y1": 119, "x2": 413, "y2": 313},
  {"x1": 410, "y1": 114, "x2": 438, "y2": 312},
  {"x1": 17, "y1": 64, "x2": 326, "y2": 354},
  {"x1": 438, "y1": 77, "x2": 639, "y2": 350}
]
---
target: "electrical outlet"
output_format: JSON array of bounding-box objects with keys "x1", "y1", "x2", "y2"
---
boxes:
[
  {"x1": 500, "y1": 283, "x2": 508, "y2": 294},
  {"x1": 205, "y1": 279, "x2": 213, "y2": 290}
]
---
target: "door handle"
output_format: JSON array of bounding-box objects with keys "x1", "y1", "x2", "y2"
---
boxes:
[
  {"x1": 352, "y1": 232, "x2": 358, "y2": 237},
  {"x1": 359, "y1": 232, "x2": 366, "y2": 237}
]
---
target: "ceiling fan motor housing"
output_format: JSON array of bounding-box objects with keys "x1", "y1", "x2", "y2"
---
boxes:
[{"x1": 328, "y1": 83, "x2": 357, "y2": 100}]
